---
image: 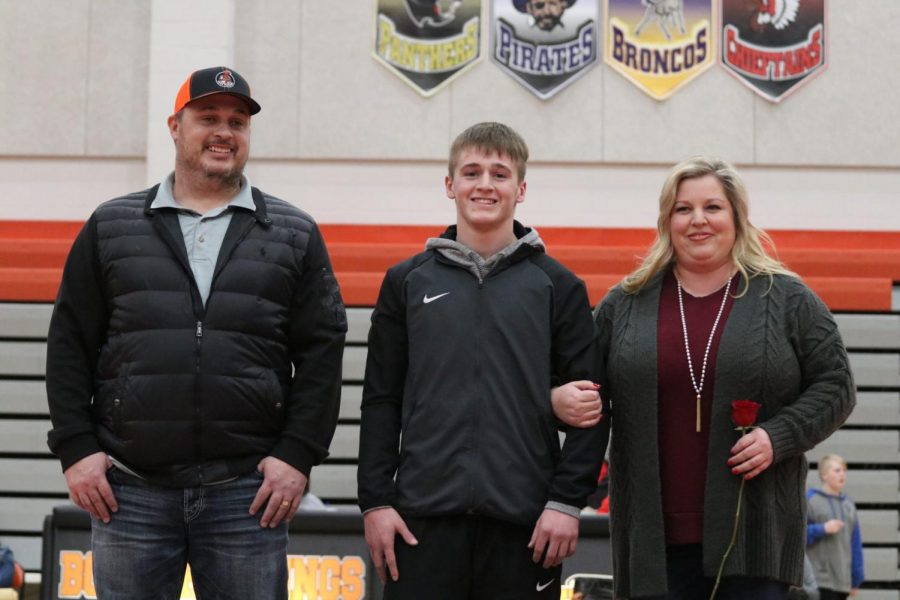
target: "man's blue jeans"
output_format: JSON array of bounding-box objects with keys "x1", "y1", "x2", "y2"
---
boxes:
[{"x1": 92, "y1": 467, "x2": 288, "y2": 599}]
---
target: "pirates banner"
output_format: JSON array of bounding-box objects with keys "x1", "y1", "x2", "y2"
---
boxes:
[
  {"x1": 491, "y1": 0, "x2": 599, "y2": 99},
  {"x1": 720, "y1": 0, "x2": 826, "y2": 102},
  {"x1": 374, "y1": 0, "x2": 483, "y2": 97},
  {"x1": 604, "y1": 0, "x2": 716, "y2": 100}
]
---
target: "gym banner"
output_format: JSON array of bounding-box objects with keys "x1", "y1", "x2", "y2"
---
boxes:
[
  {"x1": 54, "y1": 551, "x2": 367, "y2": 600},
  {"x1": 374, "y1": 0, "x2": 483, "y2": 97},
  {"x1": 604, "y1": 0, "x2": 716, "y2": 100},
  {"x1": 491, "y1": 0, "x2": 599, "y2": 99},
  {"x1": 720, "y1": 0, "x2": 827, "y2": 103}
]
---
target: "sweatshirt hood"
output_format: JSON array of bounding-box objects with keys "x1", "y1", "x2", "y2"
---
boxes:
[{"x1": 425, "y1": 221, "x2": 545, "y2": 282}]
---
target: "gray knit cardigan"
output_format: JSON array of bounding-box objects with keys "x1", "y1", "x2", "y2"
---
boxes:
[{"x1": 595, "y1": 271, "x2": 855, "y2": 599}]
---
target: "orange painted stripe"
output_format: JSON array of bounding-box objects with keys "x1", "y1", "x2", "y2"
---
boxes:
[
  {"x1": 0, "y1": 268, "x2": 890, "y2": 312},
  {"x1": 0, "y1": 268, "x2": 63, "y2": 302},
  {"x1": 1, "y1": 221, "x2": 897, "y2": 246},
  {"x1": 0, "y1": 221, "x2": 83, "y2": 239},
  {"x1": 805, "y1": 277, "x2": 893, "y2": 311},
  {"x1": 4, "y1": 237, "x2": 900, "y2": 280},
  {"x1": 0, "y1": 221, "x2": 897, "y2": 310}
]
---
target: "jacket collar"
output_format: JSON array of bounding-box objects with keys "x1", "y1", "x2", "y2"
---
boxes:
[{"x1": 142, "y1": 181, "x2": 272, "y2": 228}]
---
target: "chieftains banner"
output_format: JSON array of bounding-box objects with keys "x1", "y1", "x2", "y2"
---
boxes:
[
  {"x1": 604, "y1": 0, "x2": 716, "y2": 100},
  {"x1": 720, "y1": 0, "x2": 826, "y2": 102},
  {"x1": 491, "y1": 0, "x2": 599, "y2": 99},
  {"x1": 374, "y1": 0, "x2": 482, "y2": 97}
]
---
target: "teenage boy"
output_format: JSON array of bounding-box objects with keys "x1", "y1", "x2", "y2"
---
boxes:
[
  {"x1": 807, "y1": 454, "x2": 864, "y2": 600},
  {"x1": 357, "y1": 122, "x2": 608, "y2": 598}
]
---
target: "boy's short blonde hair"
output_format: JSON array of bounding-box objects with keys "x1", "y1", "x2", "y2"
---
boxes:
[
  {"x1": 448, "y1": 122, "x2": 529, "y2": 183},
  {"x1": 818, "y1": 453, "x2": 847, "y2": 478}
]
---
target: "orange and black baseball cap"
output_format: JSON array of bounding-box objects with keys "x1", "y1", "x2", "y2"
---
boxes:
[{"x1": 173, "y1": 66, "x2": 261, "y2": 115}]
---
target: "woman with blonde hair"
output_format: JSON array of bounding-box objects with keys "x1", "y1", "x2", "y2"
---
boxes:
[{"x1": 553, "y1": 156, "x2": 855, "y2": 599}]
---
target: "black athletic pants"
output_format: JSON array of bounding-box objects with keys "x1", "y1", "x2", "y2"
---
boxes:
[{"x1": 383, "y1": 514, "x2": 562, "y2": 600}]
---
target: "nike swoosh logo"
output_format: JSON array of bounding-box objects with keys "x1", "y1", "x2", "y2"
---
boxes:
[
  {"x1": 423, "y1": 292, "x2": 450, "y2": 304},
  {"x1": 536, "y1": 579, "x2": 554, "y2": 592}
]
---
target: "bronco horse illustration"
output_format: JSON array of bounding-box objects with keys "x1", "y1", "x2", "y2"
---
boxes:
[{"x1": 634, "y1": 0, "x2": 687, "y2": 41}]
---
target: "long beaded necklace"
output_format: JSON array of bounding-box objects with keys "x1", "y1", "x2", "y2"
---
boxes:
[{"x1": 675, "y1": 274, "x2": 733, "y2": 433}]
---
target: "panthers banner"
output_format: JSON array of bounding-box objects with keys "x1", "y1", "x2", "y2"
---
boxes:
[
  {"x1": 603, "y1": 0, "x2": 716, "y2": 100},
  {"x1": 491, "y1": 0, "x2": 599, "y2": 99},
  {"x1": 374, "y1": 0, "x2": 483, "y2": 96},
  {"x1": 719, "y1": 0, "x2": 827, "y2": 102}
]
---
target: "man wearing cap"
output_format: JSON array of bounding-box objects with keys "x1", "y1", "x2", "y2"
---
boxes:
[
  {"x1": 45, "y1": 66, "x2": 347, "y2": 599},
  {"x1": 514, "y1": 0, "x2": 575, "y2": 31}
]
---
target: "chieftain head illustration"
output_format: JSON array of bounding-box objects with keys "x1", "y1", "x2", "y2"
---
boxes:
[
  {"x1": 513, "y1": 0, "x2": 576, "y2": 32},
  {"x1": 749, "y1": 0, "x2": 799, "y2": 31},
  {"x1": 404, "y1": 0, "x2": 463, "y2": 28}
]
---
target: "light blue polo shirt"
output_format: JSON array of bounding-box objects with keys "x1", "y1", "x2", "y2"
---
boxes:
[{"x1": 150, "y1": 172, "x2": 256, "y2": 305}]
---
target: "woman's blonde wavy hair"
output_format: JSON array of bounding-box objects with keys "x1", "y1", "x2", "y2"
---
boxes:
[{"x1": 622, "y1": 156, "x2": 796, "y2": 295}]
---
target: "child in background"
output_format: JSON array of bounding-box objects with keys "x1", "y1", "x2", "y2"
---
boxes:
[
  {"x1": 806, "y1": 454, "x2": 864, "y2": 600},
  {"x1": 0, "y1": 543, "x2": 25, "y2": 593}
]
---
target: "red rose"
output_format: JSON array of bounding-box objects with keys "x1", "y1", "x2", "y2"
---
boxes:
[
  {"x1": 731, "y1": 400, "x2": 761, "y2": 429},
  {"x1": 712, "y1": 399, "x2": 763, "y2": 600}
]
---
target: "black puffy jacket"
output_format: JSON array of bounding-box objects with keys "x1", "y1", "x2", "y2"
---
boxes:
[{"x1": 46, "y1": 185, "x2": 347, "y2": 487}]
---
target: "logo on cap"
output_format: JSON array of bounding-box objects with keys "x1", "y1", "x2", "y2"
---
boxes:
[{"x1": 215, "y1": 70, "x2": 236, "y2": 89}]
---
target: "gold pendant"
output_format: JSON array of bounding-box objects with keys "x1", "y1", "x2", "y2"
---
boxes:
[{"x1": 696, "y1": 393, "x2": 701, "y2": 433}]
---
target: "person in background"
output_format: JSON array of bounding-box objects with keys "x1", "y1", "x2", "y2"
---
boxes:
[
  {"x1": 45, "y1": 66, "x2": 347, "y2": 599},
  {"x1": 358, "y1": 122, "x2": 608, "y2": 599},
  {"x1": 0, "y1": 543, "x2": 24, "y2": 593},
  {"x1": 553, "y1": 156, "x2": 855, "y2": 599},
  {"x1": 807, "y1": 454, "x2": 864, "y2": 600}
]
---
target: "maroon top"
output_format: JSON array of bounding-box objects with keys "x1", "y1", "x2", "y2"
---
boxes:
[{"x1": 657, "y1": 271, "x2": 736, "y2": 545}]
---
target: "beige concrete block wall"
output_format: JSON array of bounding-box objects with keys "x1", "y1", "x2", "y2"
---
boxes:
[
  {"x1": 292, "y1": 1, "x2": 454, "y2": 160},
  {"x1": 0, "y1": 0, "x2": 896, "y2": 230},
  {"x1": 754, "y1": 0, "x2": 900, "y2": 166},
  {"x1": 0, "y1": 1, "x2": 92, "y2": 156},
  {"x1": 3, "y1": 0, "x2": 898, "y2": 165}
]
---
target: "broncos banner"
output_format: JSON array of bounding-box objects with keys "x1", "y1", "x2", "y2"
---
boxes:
[
  {"x1": 374, "y1": 0, "x2": 483, "y2": 96},
  {"x1": 604, "y1": 0, "x2": 716, "y2": 100},
  {"x1": 719, "y1": 0, "x2": 827, "y2": 102},
  {"x1": 491, "y1": 0, "x2": 599, "y2": 99}
]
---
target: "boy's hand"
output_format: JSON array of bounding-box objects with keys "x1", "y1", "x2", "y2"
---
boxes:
[
  {"x1": 528, "y1": 509, "x2": 579, "y2": 568},
  {"x1": 551, "y1": 381, "x2": 601, "y2": 428},
  {"x1": 363, "y1": 507, "x2": 418, "y2": 583},
  {"x1": 824, "y1": 518, "x2": 845, "y2": 534}
]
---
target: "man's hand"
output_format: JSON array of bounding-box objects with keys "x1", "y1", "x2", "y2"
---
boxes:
[
  {"x1": 824, "y1": 519, "x2": 845, "y2": 534},
  {"x1": 528, "y1": 509, "x2": 580, "y2": 568},
  {"x1": 64, "y1": 452, "x2": 117, "y2": 523},
  {"x1": 363, "y1": 507, "x2": 418, "y2": 583},
  {"x1": 249, "y1": 456, "x2": 307, "y2": 528},
  {"x1": 551, "y1": 381, "x2": 601, "y2": 428},
  {"x1": 727, "y1": 427, "x2": 774, "y2": 480}
]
